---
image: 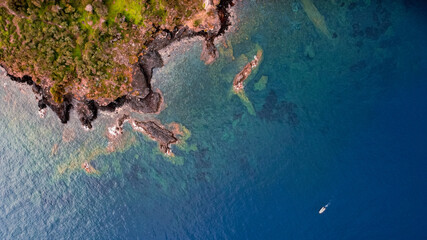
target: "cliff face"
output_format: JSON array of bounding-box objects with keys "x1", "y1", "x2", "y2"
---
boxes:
[{"x1": 0, "y1": 0, "x2": 234, "y2": 128}]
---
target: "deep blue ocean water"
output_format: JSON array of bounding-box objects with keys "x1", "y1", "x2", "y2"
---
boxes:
[{"x1": 1, "y1": 0, "x2": 427, "y2": 239}]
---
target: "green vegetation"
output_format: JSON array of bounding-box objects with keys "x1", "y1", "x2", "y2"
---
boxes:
[
  {"x1": 0, "y1": 0, "x2": 204, "y2": 103},
  {"x1": 193, "y1": 19, "x2": 201, "y2": 27},
  {"x1": 106, "y1": 0, "x2": 145, "y2": 25}
]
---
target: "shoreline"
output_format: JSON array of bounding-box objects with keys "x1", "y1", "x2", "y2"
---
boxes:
[{"x1": 0, "y1": 0, "x2": 236, "y2": 130}]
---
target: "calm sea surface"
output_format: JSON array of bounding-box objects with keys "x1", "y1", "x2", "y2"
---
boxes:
[{"x1": 1, "y1": 0, "x2": 426, "y2": 239}]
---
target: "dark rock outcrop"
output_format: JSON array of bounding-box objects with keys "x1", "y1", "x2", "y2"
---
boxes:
[
  {"x1": 128, "y1": 91, "x2": 162, "y2": 114},
  {"x1": 76, "y1": 100, "x2": 97, "y2": 129},
  {"x1": 6, "y1": 72, "x2": 72, "y2": 124},
  {"x1": 97, "y1": 96, "x2": 127, "y2": 112},
  {"x1": 132, "y1": 120, "x2": 178, "y2": 154},
  {"x1": 108, "y1": 115, "x2": 178, "y2": 155},
  {"x1": 38, "y1": 95, "x2": 73, "y2": 124},
  {"x1": 131, "y1": 63, "x2": 150, "y2": 99},
  {"x1": 200, "y1": 35, "x2": 220, "y2": 65},
  {"x1": 137, "y1": 51, "x2": 163, "y2": 85}
]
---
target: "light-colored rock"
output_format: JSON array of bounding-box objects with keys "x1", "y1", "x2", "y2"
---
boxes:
[{"x1": 85, "y1": 4, "x2": 93, "y2": 12}]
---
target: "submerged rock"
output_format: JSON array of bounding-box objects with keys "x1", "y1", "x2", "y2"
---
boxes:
[
  {"x1": 304, "y1": 44, "x2": 316, "y2": 59},
  {"x1": 254, "y1": 76, "x2": 268, "y2": 91},
  {"x1": 258, "y1": 90, "x2": 299, "y2": 125},
  {"x1": 301, "y1": 0, "x2": 332, "y2": 39}
]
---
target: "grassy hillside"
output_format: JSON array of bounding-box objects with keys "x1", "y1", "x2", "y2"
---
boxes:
[{"x1": 0, "y1": 0, "x2": 204, "y2": 103}]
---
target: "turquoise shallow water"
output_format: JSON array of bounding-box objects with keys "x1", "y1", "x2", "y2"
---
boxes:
[{"x1": 1, "y1": 0, "x2": 427, "y2": 239}]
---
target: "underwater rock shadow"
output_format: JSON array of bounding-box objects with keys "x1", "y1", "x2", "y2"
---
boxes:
[
  {"x1": 194, "y1": 147, "x2": 212, "y2": 170},
  {"x1": 349, "y1": 0, "x2": 392, "y2": 41},
  {"x1": 257, "y1": 90, "x2": 299, "y2": 126}
]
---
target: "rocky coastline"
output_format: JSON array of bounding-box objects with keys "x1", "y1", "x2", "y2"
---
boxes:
[{"x1": 1, "y1": 0, "x2": 235, "y2": 130}]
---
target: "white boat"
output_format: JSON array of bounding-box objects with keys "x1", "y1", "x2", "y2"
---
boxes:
[{"x1": 318, "y1": 203, "x2": 330, "y2": 214}]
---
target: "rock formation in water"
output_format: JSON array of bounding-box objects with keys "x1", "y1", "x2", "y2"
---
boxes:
[
  {"x1": 108, "y1": 114, "x2": 178, "y2": 156},
  {"x1": 132, "y1": 120, "x2": 178, "y2": 156},
  {"x1": 233, "y1": 49, "x2": 263, "y2": 93}
]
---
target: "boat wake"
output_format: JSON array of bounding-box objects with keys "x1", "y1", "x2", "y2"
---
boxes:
[{"x1": 318, "y1": 201, "x2": 331, "y2": 214}]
